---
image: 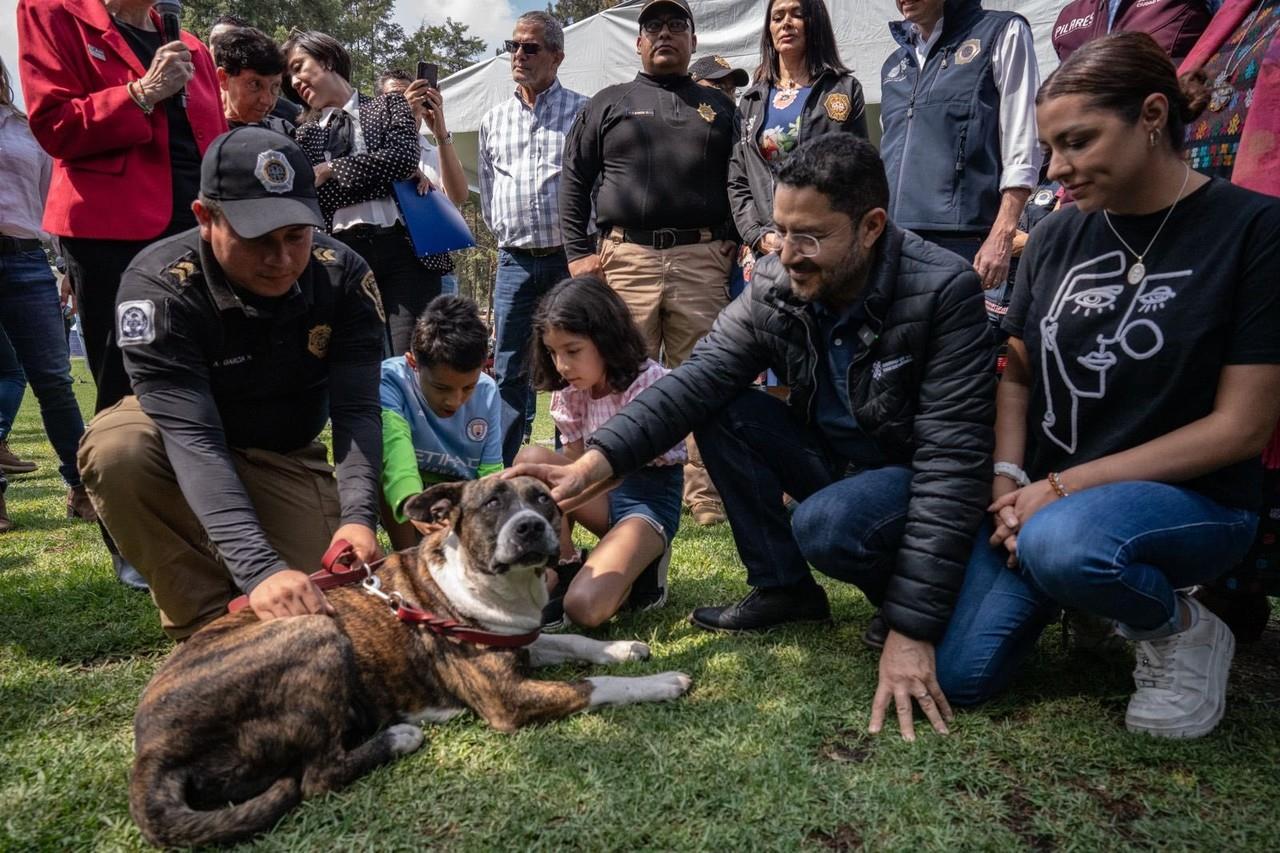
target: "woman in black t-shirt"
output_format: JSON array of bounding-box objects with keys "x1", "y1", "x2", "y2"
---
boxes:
[{"x1": 933, "y1": 33, "x2": 1280, "y2": 739}]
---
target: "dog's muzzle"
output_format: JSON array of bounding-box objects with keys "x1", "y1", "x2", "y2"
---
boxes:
[{"x1": 492, "y1": 509, "x2": 559, "y2": 572}]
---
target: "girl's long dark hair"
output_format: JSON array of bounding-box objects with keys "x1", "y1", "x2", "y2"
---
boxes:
[
  {"x1": 754, "y1": 0, "x2": 849, "y2": 87},
  {"x1": 529, "y1": 276, "x2": 649, "y2": 394}
]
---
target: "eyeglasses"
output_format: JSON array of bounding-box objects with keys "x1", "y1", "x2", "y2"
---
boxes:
[
  {"x1": 641, "y1": 17, "x2": 691, "y2": 34},
  {"x1": 504, "y1": 40, "x2": 543, "y2": 55},
  {"x1": 774, "y1": 222, "x2": 853, "y2": 258}
]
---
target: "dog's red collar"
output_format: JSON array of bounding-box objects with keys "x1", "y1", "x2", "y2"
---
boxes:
[{"x1": 227, "y1": 540, "x2": 541, "y2": 649}]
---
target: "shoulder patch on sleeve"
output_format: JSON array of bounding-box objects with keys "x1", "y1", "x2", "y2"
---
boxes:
[
  {"x1": 117, "y1": 300, "x2": 156, "y2": 347},
  {"x1": 360, "y1": 269, "x2": 386, "y2": 323}
]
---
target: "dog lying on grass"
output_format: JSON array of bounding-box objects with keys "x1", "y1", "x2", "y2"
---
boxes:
[{"x1": 129, "y1": 476, "x2": 692, "y2": 848}]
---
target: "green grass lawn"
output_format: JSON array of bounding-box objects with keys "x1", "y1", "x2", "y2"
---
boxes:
[{"x1": 2, "y1": 361, "x2": 1279, "y2": 851}]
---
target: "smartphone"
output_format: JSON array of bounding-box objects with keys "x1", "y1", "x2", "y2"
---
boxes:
[{"x1": 416, "y1": 60, "x2": 439, "y2": 89}]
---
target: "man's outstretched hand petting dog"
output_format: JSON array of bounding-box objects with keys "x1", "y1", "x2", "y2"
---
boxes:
[{"x1": 507, "y1": 450, "x2": 955, "y2": 742}]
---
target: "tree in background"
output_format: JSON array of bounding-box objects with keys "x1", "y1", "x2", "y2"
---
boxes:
[
  {"x1": 545, "y1": 0, "x2": 620, "y2": 27},
  {"x1": 182, "y1": 1, "x2": 487, "y2": 91}
]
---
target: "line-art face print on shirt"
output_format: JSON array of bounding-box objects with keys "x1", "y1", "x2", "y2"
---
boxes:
[{"x1": 1038, "y1": 250, "x2": 1189, "y2": 454}]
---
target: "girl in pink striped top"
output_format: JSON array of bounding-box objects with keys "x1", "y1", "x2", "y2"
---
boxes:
[{"x1": 519, "y1": 276, "x2": 686, "y2": 631}]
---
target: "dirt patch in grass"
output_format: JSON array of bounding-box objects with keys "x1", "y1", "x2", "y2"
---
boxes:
[
  {"x1": 808, "y1": 824, "x2": 864, "y2": 850},
  {"x1": 1001, "y1": 786, "x2": 1054, "y2": 850},
  {"x1": 1232, "y1": 617, "x2": 1280, "y2": 703},
  {"x1": 818, "y1": 728, "x2": 875, "y2": 764}
]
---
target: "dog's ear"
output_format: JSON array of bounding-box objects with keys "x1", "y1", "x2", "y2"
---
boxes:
[{"x1": 404, "y1": 482, "x2": 466, "y2": 524}]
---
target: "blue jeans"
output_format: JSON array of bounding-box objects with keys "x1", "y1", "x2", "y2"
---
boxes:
[
  {"x1": 696, "y1": 389, "x2": 912, "y2": 593},
  {"x1": 936, "y1": 481, "x2": 1259, "y2": 706},
  {"x1": 0, "y1": 249, "x2": 86, "y2": 485},
  {"x1": 0, "y1": 324, "x2": 26, "y2": 440},
  {"x1": 493, "y1": 248, "x2": 568, "y2": 465}
]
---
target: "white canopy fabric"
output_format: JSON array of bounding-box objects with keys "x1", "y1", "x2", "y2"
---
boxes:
[{"x1": 439, "y1": 0, "x2": 1064, "y2": 186}]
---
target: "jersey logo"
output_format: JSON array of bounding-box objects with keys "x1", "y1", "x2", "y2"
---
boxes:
[
  {"x1": 696, "y1": 103, "x2": 716, "y2": 123},
  {"x1": 824, "y1": 93, "x2": 852, "y2": 122},
  {"x1": 312, "y1": 247, "x2": 338, "y2": 264},
  {"x1": 307, "y1": 324, "x2": 332, "y2": 359},
  {"x1": 467, "y1": 418, "x2": 489, "y2": 442},
  {"x1": 955, "y1": 38, "x2": 982, "y2": 65},
  {"x1": 255, "y1": 149, "x2": 296, "y2": 194},
  {"x1": 360, "y1": 269, "x2": 386, "y2": 323},
  {"x1": 117, "y1": 300, "x2": 156, "y2": 347}
]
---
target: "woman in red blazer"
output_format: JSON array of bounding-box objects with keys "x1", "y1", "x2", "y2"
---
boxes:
[{"x1": 17, "y1": 0, "x2": 226, "y2": 413}]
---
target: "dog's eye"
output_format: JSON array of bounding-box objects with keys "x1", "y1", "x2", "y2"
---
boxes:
[
  {"x1": 536, "y1": 494, "x2": 551, "y2": 504},
  {"x1": 485, "y1": 497, "x2": 501, "y2": 509}
]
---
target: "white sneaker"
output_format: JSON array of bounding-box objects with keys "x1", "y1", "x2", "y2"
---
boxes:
[{"x1": 1125, "y1": 596, "x2": 1234, "y2": 739}]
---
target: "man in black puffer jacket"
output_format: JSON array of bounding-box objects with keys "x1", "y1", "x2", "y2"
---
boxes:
[{"x1": 509, "y1": 136, "x2": 994, "y2": 739}]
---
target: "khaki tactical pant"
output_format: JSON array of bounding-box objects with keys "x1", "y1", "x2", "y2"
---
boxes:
[
  {"x1": 78, "y1": 396, "x2": 342, "y2": 640},
  {"x1": 599, "y1": 233, "x2": 734, "y2": 513}
]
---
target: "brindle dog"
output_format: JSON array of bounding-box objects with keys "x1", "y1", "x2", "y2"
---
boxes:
[{"x1": 129, "y1": 476, "x2": 691, "y2": 848}]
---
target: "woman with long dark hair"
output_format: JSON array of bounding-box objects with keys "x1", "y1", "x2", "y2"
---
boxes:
[
  {"x1": 728, "y1": 0, "x2": 868, "y2": 257},
  {"x1": 935, "y1": 33, "x2": 1280, "y2": 739},
  {"x1": 284, "y1": 31, "x2": 430, "y2": 356}
]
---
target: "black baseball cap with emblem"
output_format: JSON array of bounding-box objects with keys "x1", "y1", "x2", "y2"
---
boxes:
[
  {"x1": 199, "y1": 126, "x2": 324, "y2": 239},
  {"x1": 690, "y1": 55, "x2": 749, "y2": 87},
  {"x1": 639, "y1": 0, "x2": 694, "y2": 28}
]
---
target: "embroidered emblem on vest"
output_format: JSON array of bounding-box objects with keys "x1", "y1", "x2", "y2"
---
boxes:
[
  {"x1": 824, "y1": 93, "x2": 852, "y2": 122},
  {"x1": 697, "y1": 103, "x2": 716, "y2": 123},
  {"x1": 955, "y1": 39, "x2": 982, "y2": 65},
  {"x1": 307, "y1": 324, "x2": 332, "y2": 358}
]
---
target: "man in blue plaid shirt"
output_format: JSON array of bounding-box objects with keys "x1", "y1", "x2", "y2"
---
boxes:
[{"x1": 478, "y1": 10, "x2": 587, "y2": 464}]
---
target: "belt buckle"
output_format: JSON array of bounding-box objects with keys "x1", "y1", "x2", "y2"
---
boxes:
[{"x1": 652, "y1": 228, "x2": 678, "y2": 251}]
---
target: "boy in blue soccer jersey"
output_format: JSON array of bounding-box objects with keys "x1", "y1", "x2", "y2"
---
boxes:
[{"x1": 380, "y1": 295, "x2": 504, "y2": 547}]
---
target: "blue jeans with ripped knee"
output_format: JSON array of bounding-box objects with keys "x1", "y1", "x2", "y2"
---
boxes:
[{"x1": 935, "y1": 481, "x2": 1258, "y2": 706}]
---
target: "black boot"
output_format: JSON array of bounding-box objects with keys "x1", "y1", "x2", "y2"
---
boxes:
[{"x1": 690, "y1": 579, "x2": 830, "y2": 632}]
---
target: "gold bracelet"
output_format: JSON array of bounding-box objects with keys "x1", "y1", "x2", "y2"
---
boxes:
[
  {"x1": 127, "y1": 80, "x2": 154, "y2": 115},
  {"x1": 1047, "y1": 471, "x2": 1071, "y2": 499}
]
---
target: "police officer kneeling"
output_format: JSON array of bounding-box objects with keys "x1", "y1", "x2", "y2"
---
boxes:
[{"x1": 78, "y1": 127, "x2": 386, "y2": 641}]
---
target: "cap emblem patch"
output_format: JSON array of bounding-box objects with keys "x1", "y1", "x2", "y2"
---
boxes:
[
  {"x1": 714, "y1": 55, "x2": 730, "y2": 68},
  {"x1": 255, "y1": 150, "x2": 295, "y2": 194}
]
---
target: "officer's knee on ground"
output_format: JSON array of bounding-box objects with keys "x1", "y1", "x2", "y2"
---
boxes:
[{"x1": 78, "y1": 399, "x2": 168, "y2": 505}]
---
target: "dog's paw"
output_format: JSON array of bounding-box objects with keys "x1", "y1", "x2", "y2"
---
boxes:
[
  {"x1": 587, "y1": 672, "x2": 693, "y2": 707},
  {"x1": 384, "y1": 724, "x2": 425, "y2": 756},
  {"x1": 601, "y1": 640, "x2": 650, "y2": 662}
]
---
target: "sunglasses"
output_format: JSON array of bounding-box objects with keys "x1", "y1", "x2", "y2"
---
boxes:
[
  {"x1": 641, "y1": 17, "x2": 691, "y2": 34},
  {"x1": 504, "y1": 40, "x2": 544, "y2": 55}
]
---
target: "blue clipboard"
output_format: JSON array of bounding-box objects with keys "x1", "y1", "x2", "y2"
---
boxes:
[{"x1": 391, "y1": 179, "x2": 476, "y2": 256}]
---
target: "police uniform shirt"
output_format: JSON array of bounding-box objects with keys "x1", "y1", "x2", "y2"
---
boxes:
[
  {"x1": 115, "y1": 228, "x2": 386, "y2": 592},
  {"x1": 560, "y1": 73, "x2": 737, "y2": 260}
]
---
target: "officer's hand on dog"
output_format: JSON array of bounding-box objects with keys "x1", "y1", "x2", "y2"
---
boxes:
[
  {"x1": 868, "y1": 630, "x2": 953, "y2": 742},
  {"x1": 248, "y1": 569, "x2": 335, "y2": 620}
]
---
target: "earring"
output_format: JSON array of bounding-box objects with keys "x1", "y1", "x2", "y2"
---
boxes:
[{"x1": 1149, "y1": 128, "x2": 1160, "y2": 148}]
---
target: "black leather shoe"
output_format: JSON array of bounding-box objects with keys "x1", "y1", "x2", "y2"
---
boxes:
[
  {"x1": 689, "y1": 581, "x2": 830, "y2": 632},
  {"x1": 861, "y1": 610, "x2": 888, "y2": 651}
]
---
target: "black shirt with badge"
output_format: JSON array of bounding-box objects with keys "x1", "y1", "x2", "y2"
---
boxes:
[
  {"x1": 1005, "y1": 178, "x2": 1280, "y2": 511},
  {"x1": 116, "y1": 228, "x2": 386, "y2": 592},
  {"x1": 561, "y1": 72, "x2": 737, "y2": 260}
]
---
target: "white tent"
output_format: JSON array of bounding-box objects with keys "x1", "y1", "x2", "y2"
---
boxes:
[{"x1": 439, "y1": 0, "x2": 1063, "y2": 186}]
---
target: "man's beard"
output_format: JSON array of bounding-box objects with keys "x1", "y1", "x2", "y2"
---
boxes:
[{"x1": 787, "y1": 245, "x2": 871, "y2": 307}]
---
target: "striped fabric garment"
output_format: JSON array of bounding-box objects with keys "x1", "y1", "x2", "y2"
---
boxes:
[{"x1": 477, "y1": 80, "x2": 587, "y2": 248}]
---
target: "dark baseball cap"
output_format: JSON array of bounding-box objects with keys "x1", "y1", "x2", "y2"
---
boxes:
[
  {"x1": 639, "y1": 0, "x2": 694, "y2": 27},
  {"x1": 199, "y1": 126, "x2": 324, "y2": 239},
  {"x1": 690, "y1": 55, "x2": 749, "y2": 87}
]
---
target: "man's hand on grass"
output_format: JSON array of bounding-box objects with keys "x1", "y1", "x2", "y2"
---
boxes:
[{"x1": 869, "y1": 629, "x2": 954, "y2": 741}]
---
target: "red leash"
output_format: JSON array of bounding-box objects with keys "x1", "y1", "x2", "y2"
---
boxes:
[{"x1": 225, "y1": 540, "x2": 540, "y2": 648}]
